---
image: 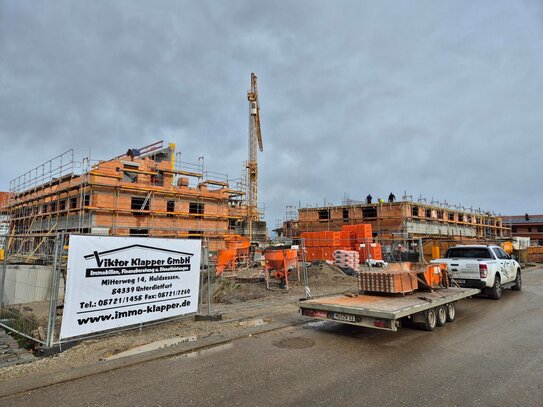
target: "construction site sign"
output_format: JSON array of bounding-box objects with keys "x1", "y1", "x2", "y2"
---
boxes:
[{"x1": 60, "y1": 235, "x2": 201, "y2": 340}]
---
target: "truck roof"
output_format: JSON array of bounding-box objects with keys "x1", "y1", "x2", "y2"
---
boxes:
[{"x1": 449, "y1": 244, "x2": 498, "y2": 249}]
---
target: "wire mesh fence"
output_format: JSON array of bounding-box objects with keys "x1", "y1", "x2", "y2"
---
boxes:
[
  {"x1": 0, "y1": 233, "x2": 66, "y2": 347},
  {"x1": 0, "y1": 234, "x2": 215, "y2": 349}
]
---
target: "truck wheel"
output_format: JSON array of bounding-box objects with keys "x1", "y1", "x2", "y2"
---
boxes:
[
  {"x1": 421, "y1": 308, "x2": 437, "y2": 331},
  {"x1": 446, "y1": 303, "x2": 456, "y2": 322},
  {"x1": 436, "y1": 305, "x2": 447, "y2": 327},
  {"x1": 488, "y1": 275, "x2": 502, "y2": 300},
  {"x1": 511, "y1": 269, "x2": 522, "y2": 291}
]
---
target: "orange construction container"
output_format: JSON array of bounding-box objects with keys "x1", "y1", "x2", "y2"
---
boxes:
[
  {"x1": 356, "y1": 243, "x2": 382, "y2": 262},
  {"x1": 322, "y1": 247, "x2": 333, "y2": 261},
  {"x1": 319, "y1": 232, "x2": 327, "y2": 247},
  {"x1": 339, "y1": 231, "x2": 350, "y2": 248},
  {"x1": 216, "y1": 249, "x2": 236, "y2": 275},
  {"x1": 418, "y1": 263, "x2": 448, "y2": 289},
  {"x1": 224, "y1": 235, "x2": 250, "y2": 250},
  {"x1": 323, "y1": 232, "x2": 333, "y2": 247},
  {"x1": 369, "y1": 243, "x2": 382, "y2": 260},
  {"x1": 264, "y1": 248, "x2": 299, "y2": 289},
  {"x1": 265, "y1": 249, "x2": 298, "y2": 272},
  {"x1": 355, "y1": 224, "x2": 373, "y2": 240},
  {"x1": 300, "y1": 232, "x2": 312, "y2": 247}
]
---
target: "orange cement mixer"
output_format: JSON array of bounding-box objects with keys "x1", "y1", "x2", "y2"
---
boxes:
[{"x1": 264, "y1": 248, "x2": 299, "y2": 289}]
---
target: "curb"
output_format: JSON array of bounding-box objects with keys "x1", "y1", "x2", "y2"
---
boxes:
[{"x1": 0, "y1": 315, "x2": 304, "y2": 399}]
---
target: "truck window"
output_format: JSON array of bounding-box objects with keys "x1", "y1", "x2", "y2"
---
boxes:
[
  {"x1": 445, "y1": 247, "x2": 493, "y2": 259},
  {"x1": 493, "y1": 248, "x2": 509, "y2": 260}
]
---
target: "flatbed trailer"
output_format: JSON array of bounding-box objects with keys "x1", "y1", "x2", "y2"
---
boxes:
[{"x1": 299, "y1": 287, "x2": 480, "y2": 332}]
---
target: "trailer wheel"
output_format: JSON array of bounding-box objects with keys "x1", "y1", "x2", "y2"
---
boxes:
[
  {"x1": 421, "y1": 308, "x2": 437, "y2": 331},
  {"x1": 446, "y1": 303, "x2": 456, "y2": 322},
  {"x1": 436, "y1": 305, "x2": 447, "y2": 327}
]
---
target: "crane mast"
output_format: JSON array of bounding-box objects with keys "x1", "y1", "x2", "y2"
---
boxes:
[{"x1": 247, "y1": 73, "x2": 263, "y2": 233}]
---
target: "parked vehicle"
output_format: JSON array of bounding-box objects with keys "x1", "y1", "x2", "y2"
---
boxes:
[
  {"x1": 299, "y1": 287, "x2": 479, "y2": 332},
  {"x1": 431, "y1": 245, "x2": 522, "y2": 299}
]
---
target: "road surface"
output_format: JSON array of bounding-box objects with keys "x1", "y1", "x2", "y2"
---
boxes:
[{"x1": 4, "y1": 267, "x2": 543, "y2": 406}]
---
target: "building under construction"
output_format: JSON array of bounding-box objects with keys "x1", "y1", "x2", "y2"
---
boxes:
[
  {"x1": 275, "y1": 199, "x2": 511, "y2": 258},
  {"x1": 6, "y1": 141, "x2": 267, "y2": 252}
]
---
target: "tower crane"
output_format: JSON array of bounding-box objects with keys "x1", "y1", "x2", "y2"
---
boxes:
[{"x1": 246, "y1": 73, "x2": 263, "y2": 238}]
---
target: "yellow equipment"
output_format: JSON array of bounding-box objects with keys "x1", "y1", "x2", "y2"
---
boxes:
[{"x1": 246, "y1": 73, "x2": 263, "y2": 239}]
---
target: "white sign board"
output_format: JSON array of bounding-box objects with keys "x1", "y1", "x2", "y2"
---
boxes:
[{"x1": 60, "y1": 235, "x2": 201, "y2": 340}]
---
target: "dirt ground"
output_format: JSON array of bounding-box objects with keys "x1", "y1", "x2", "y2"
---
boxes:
[{"x1": 0, "y1": 262, "x2": 356, "y2": 383}]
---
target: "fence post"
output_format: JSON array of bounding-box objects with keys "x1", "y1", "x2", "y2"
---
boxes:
[
  {"x1": 300, "y1": 238, "x2": 311, "y2": 299},
  {"x1": 204, "y1": 240, "x2": 211, "y2": 315},
  {"x1": 0, "y1": 236, "x2": 8, "y2": 313},
  {"x1": 46, "y1": 233, "x2": 64, "y2": 348}
]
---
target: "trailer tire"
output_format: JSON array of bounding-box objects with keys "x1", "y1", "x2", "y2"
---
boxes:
[
  {"x1": 436, "y1": 305, "x2": 447, "y2": 327},
  {"x1": 446, "y1": 303, "x2": 456, "y2": 322},
  {"x1": 487, "y1": 275, "x2": 502, "y2": 300},
  {"x1": 421, "y1": 308, "x2": 437, "y2": 331},
  {"x1": 511, "y1": 269, "x2": 522, "y2": 291}
]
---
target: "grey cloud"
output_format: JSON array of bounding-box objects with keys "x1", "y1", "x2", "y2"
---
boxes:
[{"x1": 1, "y1": 0, "x2": 542, "y2": 228}]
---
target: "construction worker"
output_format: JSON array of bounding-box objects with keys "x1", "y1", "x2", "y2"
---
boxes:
[
  {"x1": 366, "y1": 194, "x2": 372, "y2": 204},
  {"x1": 388, "y1": 192, "x2": 396, "y2": 203},
  {"x1": 378, "y1": 198, "x2": 385, "y2": 204}
]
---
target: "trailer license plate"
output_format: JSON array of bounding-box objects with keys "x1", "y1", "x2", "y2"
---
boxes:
[{"x1": 332, "y1": 313, "x2": 355, "y2": 322}]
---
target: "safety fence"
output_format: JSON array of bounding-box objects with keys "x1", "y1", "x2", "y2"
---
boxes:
[{"x1": 0, "y1": 234, "x2": 214, "y2": 349}]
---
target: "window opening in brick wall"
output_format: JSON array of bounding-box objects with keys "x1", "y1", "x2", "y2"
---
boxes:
[
  {"x1": 189, "y1": 202, "x2": 204, "y2": 214},
  {"x1": 318, "y1": 209, "x2": 330, "y2": 220},
  {"x1": 188, "y1": 230, "x2": 202, "y2": 239},
  {"x1": 131, "y1": 197, "x2": 150, "y2": 211},
  {"x1": 123, "y1": 171, "x2": 138, "y2": 183},
  {"x1": 130, "y1": 228, "x2": 149, "y2": 236},
  {"x1": 362, "y1": 207, "x2": 377, "y2": 218},
  {"x1": 151, "y1": 171, "x2": 164, "y2": 186}
]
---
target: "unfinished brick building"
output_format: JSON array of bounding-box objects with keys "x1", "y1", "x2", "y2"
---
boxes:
[
  {"x1": 295, "y1": 202, "x2": 509, "y2": 238},
  {"x1": 276, "y1": 200, "x2": 511, "y2": 259},
  {"x1": 7, "y1": 142, "x2": 251, "y2": 252}
]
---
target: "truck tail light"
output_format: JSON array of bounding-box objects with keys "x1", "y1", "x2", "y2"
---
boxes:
[{"x1": 479, "y1": 264, "x2": 488, "y2": 278}]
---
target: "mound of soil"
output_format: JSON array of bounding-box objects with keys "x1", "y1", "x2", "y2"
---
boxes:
[
  {"x1": 305, "y1": 261, "x2": 354, "y2": 286},
  {"x1": 211, "y1": 278, "x2": 269, "y2": 304}
]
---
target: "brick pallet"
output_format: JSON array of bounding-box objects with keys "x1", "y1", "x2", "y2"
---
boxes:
[{"x1": 358, "y1": 270, "x2": 418, "y2": 294}]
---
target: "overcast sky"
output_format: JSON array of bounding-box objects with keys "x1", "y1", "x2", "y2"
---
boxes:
[{"x1": 1, "y1": 0, "x2": 542, "y2": 228}]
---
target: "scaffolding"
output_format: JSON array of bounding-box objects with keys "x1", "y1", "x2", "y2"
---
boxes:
[{"x1": 6, "y1": 142, "x2": 251, "y2": 254}]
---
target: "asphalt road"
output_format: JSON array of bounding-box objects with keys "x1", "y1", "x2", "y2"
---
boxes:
[{"x1": 5, "y1": 267, "x2": 543, "y2": 407}]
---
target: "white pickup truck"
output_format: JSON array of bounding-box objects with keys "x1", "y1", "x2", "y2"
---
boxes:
[{"x1": 432, "y1": 245, "x2": 521, "y2": 299}]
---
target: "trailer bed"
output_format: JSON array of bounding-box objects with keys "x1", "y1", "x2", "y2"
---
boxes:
[{"x1": 299, "y1": 287, "x2": 480, "y2": 331}]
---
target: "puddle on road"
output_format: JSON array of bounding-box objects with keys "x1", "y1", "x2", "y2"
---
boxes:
[
  {"x1": 302, "y1": 320, "x2": 329, "y2": 328},
  {"x1": 272, "y1": 336, "x2": 315, "y2": 349},
  {"x1": 174, "y1": 342, "x2": 234, "y2": 359},
  {"x1": 237, "y1": 318, "x2": 270, "y2": 327}
]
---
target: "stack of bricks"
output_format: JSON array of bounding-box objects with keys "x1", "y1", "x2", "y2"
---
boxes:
[
  {"x1": 358, "y1": 270, "x2": 418, "y2": 294},
  {"x1": 333, "y1": 250, "x2": 360, "y2": 270}
]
